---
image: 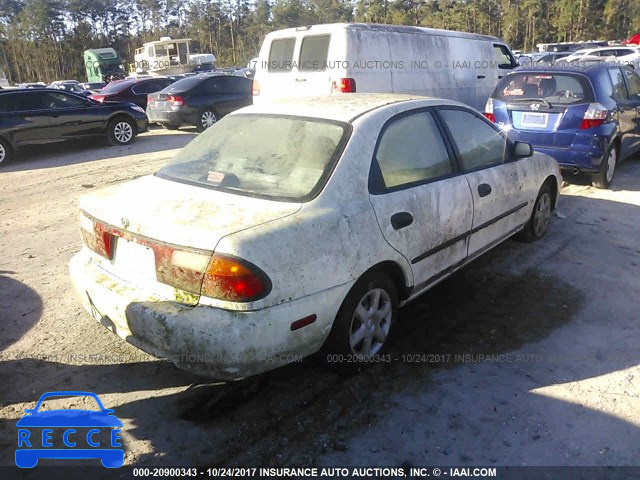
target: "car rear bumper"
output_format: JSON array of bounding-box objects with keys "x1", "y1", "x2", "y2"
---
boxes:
[
  {"x1": 146, "y1": 110, "x2": 183, "y2": 127},
  {"x1": 69, "y1": 249, "x2": 349, "y2": 380},
  {"x1": 533, "y1": 145, "x2": 605, "y2": 174}
]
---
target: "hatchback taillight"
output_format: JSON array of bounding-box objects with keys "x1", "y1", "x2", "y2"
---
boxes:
[
  {"x1": 580, "y1": 103, "x2": 608, "y2": 129},
  {"x1": 484, "y1": 98, "x2": 495, "y2": 122},
  {"x1": 331, "y1": 78, "x2": 356, "y2": 93}
]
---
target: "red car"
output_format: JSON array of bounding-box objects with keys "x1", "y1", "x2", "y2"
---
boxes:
[{"x1": 622, "y1": 33, "x2": 640, "y2": 45}]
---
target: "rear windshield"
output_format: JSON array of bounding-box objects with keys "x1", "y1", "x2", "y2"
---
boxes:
[
  {"x1": 101, "y1": 80, "x2": 133, "y2": 93},
  {"x1": 162, "y1": 76, "x2": 204, "y2": 92},
  {"x1": 157, "y1": 114, "x2": 350, "y2": 201},
  {"x1": 494, "y1": 72, "x2": 595, "y2": 105}
]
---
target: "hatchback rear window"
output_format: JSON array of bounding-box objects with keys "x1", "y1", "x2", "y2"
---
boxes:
[
  {"x1": 157, "y1": 114, "x2": 350, "y2": 201},
  {"x1": 268, "y1": 38, "x2": 296, "y2": 72},
  {"x1": 494, "y1": 73, "x2": 595, "y2": 105}
]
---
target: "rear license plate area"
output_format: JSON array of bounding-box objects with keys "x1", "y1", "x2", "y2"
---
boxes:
[{"x1": 521, "y1": 112, "x2": 549, "y2": 128}]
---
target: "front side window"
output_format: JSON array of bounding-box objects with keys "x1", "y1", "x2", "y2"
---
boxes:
[
  {"x1": 157, "y1": 114, "x2": 349, "y2": 201},
  {"x1": 438, "y1": 109, "x2": 507, "y2": 171},
  {"x1": 43, "y1": 92, "x2": 86, "y2": 109},
  {"x1": 299, "y1": 35, "x2": 330, "y2": 72},
  {"x1": 372, "y1": 111, "x2": 453, "y2": 191},
  {"x1": 494, "y1": 44, "x2": 517, "y2": 69},
  {"x1": 268, "y1": 38, "x2": 296, "y2": 72}
]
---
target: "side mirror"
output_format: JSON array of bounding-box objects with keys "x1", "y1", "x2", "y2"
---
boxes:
[{"x1": 513, "y1": 141, "x2": 533, "y2": 158}]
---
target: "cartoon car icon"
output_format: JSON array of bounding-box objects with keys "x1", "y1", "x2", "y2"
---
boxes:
[{"x1": 15, "y1": 391, "x2": 124, "y2": 468}]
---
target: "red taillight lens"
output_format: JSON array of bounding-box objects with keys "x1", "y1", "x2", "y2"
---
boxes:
[
  {"x1": 168, "y1": 95, "x2": 184, "y2": 106},
  {"x1": 252, "y1": 79, "x2": 260, "y2": 95},
  {"x1": 90, "y1": 94, "x2": 106, "y2": 102},
  {"x1": 580, "y1": 102, "x2": 608, "y2": 129},
  {"x1": 331, "y1": 78, "x2": 356, "y2": 93},
  {"x1": 484, "y1": 112, "x2": 496, "y2": 122},
  {"x1": 79, "y1": 213, "x2": 115, "y2": 259},
  {"x1": 147, "y1": 95, "x2": 154, "y2": 106},
  {"x1": 580, "y1": 118, "x2": 605, "y2": 129},
  {"x1": 202, "y1": 255, "x2": 271, "y2": 302}
]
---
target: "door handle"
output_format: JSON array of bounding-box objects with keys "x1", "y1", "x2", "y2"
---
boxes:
[
  {"x1": 390, "y1": 212, "x2": 413, "y2": 230},
  {"x1": 477, "y1": 75, "x2": 486, "y2": 79},
  {"x1": 478, "y1": 183, "x2": 492, "y2": 197}
]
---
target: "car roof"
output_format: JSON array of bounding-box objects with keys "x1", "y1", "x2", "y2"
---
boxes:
[{"x1": 237, "y1": 94, "x2": 463, "y2": 123}]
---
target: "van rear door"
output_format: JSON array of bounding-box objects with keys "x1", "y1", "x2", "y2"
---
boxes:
[
  {"x1": 295, "y1": 34, "x2": 333, "y2": 95},
  {"x1": 255, "y1": 36, "x2": 296, "y2": 100}
]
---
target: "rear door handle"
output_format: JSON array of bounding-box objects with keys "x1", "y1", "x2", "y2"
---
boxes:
[
  {"x1": 477, "y1": 75, "x2": 486, "y2": 79},
  {"x1": 478, "y1": 183, "x2": 492, "y2": 197},
  {"x1": 390, "y1": 212, "x2": 413, "y2": 230}
]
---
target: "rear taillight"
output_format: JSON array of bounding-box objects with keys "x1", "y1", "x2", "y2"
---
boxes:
[
  {"x1": 147, "y1": 95, "x2": 154, "y2": 106},
  {"x1": 252, "y1": 79, "x2": 260, "y2": 95},
  {"x1": 79, "y1": 212, "x2": 115, "y2": 259},
  {"x1": 90, "y1": 94, "x2": 106, "y2": 102},
  {"x1": 580, "y1": 103, "x2": 608, "y2": 129},
  {"x1": 155, "y1": 247, "x2": 270, "y2": 302},
  {"x1": 168, "y1": 95, "x2": 184, "y2": 106},
  {"x1": 331, "y1": 78, "x2": 356, "y2": 93},
  {"x1": 484, "y1": 98, "x2": 495, "y2": 122}
]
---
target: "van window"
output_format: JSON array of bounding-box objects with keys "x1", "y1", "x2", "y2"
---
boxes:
[
  {"x1": 494, "y1": 44, "x2": 516, "y2": 69},
  {"x1": 268, "y1": 38, "x2": 295, "y2": 72},
  {"x1": 299, "y1": 35, "x2": 330, "y2": 72}
]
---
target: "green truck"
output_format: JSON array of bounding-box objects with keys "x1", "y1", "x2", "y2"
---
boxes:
[{"x1": 84, "y1": 48, "x2": 126, "y2": 83}]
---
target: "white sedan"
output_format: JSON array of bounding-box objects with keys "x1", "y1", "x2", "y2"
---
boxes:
[{"x1": 69, "y1": 94, "x2": 561, "y2": 379}]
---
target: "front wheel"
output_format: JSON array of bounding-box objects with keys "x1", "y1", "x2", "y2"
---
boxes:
[
  {"x1": 516, "y1": 184, "x2": 553, "y2": 243},
  {"x1": 0, "y1": 138, "x2": 11, "y2": 165},
  {"x1": 592, "y1": 145, "x2": 617, "y2": 189},
  {"x1": 322, "y1": 271, "x2": 398, "y2": 374},
  {"x1": 196, "y1": 110, "x2": 217, "y2": 132},
  {"x1": 107, "y1": 117, "x2": 135, "y2": 145}
]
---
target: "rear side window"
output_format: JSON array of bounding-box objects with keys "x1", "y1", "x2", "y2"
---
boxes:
[
  {"x1": 439, "y1": 109, "x2": 507, "y2": 171},
  {"x1": 299, "y1": 35, "x2": 330, "y2": 72},
  {"x1": 622, "y1": 68, "x2": 640, "y2": 97},
  {"x1": 493, "y1": 73, "x2": 594, "y2": 105},
  {"x1": 494, "y1": 44, "x2": 516, "y2": 69},
  {"x1": 608, "y1": 68, "x2": 629, "y2": 101},
  {"x1": 268, "y1": 38, "x2": 295, "y2": 72},
  {"x1": 372, "y1": 111, "x2": 453, "y2": 191}
]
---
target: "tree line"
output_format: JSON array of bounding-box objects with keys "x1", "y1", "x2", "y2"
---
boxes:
[{"x1": 0, "y1": 0, "x2": 638, "y2": 84}]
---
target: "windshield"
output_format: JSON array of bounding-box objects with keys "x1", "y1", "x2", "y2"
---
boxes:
[
  {"x1": 157, "y1": 114, "x2": 350, "y2": 201},
  {"x1": 494, "y1": 72, "x2": 594, "y2": 105}
]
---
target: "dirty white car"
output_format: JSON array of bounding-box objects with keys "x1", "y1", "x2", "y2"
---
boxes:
[{"x1": 69, "y1": 94, "x2": 561, "y2": 379}]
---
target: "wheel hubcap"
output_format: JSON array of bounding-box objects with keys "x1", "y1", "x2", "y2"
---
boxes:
[
  {"x1": 349, "y1": 288, "x2": 392, "y2": 357},
  {"x1": 533, "y1": 193, "x2": 551, "y2": 237},
  {"x1": 114, "y1": 122, "x2": 133, "y2": 143},
  {"x1": 605, "y1": 149, "x2": 616, "y2": 183},
  {"x1": 201, "y1": 111, "x2": 216, "y2": 128},
  {"x1": 0, "y1": 144, "x2": 5, "y2": 163}
]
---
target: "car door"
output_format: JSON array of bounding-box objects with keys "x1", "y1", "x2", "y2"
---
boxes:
[
  {"x1": 435, "y1": 107, "x2": 533, "y2": 259},
  {"x1": 1, "y1": 91, "x2": 53, "y2": 145},
  {"x1": 368, "y1": 109, "x2": 474, "y2": 289},
  {"x1": 42, "y1": 91, "x2": 103, "y2": 138},
  {"x1": 620, "y1": 67, "x2": 640, "y2": 154},
  {"x1": 607, "y1": 67, "x2": 638, "y2": 157},
  {"x1": 205, "y1": 76, "x2": 251, "y2": 116}
]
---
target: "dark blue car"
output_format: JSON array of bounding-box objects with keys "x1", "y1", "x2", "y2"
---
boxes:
[
  {"x1": 15, "y1": 391, "x2": 123, "y2": 468},
  {"x1": 485, "y1": 64, "x2": 640, "y2": 188}
]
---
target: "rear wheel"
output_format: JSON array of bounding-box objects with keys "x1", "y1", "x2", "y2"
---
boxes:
[
  {"x1": 516, "y1": 184, "x2": 553, "y2": 243},
  {"x1": 196, "y1": 109, "x2": 217, "y2": 132},
  {"x1": 107, "y1": 117, "x2": 135, "y2": 145},
  {"x1": 322, "y1": 271, "x2": 398, "y2": 374},
  {"x1": 0, "y1": 138, "x2": 11, "y2": 165},
  {"x1": 592, "y1": 145, "x2": 617, "y2": 189}
]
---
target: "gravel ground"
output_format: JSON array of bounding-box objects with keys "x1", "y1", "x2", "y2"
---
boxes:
[{"x1": 1, "y1": 128, "x2": 638, "y2": 472}]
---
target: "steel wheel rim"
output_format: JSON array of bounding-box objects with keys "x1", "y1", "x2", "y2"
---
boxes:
[
  {"x1": 201, "y1": 111, "x2": 216, "y2": 128},
  {"x1": 605, "y1": 149, "x2": 616, "y2": 183},
  {"x1": 349, "y1": 288, "x2": 392, "y2": 357},
  {"x1": 533, "y1": 193, "x2": 551, "y2": 237},
  {"x1": 0, "y1": 143, "x2": 5, "y2": 163},
  {"x1": 114, "y1": 122, "x2": 133, "y2": 143}
]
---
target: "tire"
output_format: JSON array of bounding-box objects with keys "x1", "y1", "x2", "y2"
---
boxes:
[
  {"x1": 592, "y1": 144, "x2": 617, "y2": 189},
  {"x1": 321, "y1": 271, "x2": 398, "y2": 374},
  {"x1": 0, "y1": 138, "x2": 11, "y2": 165},
  {"x1": 107, "y1": 117, "x2": 135, "y2": 145},
  {"x1": 516, "y1": 184, "x2": 553, "y2": 243},
  {"x1": 196, "y1": 109, "x2": 217, "y2": 132}
]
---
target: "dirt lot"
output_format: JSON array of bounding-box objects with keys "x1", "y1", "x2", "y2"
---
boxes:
[{"x1": 1, "y1": 128, "x2": 639, "y2": 471}]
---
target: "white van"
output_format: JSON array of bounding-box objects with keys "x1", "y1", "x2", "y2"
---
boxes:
[{"x1": 253, "y1": 23, "x2": 519, "y2": 111}]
